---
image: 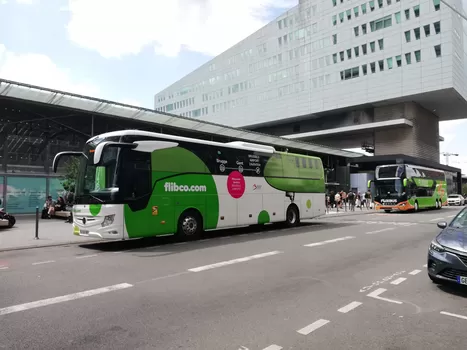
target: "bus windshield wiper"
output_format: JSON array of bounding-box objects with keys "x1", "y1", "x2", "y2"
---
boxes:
[{"x1": 89, "y1": 194, "x2": 105, "y2": 203}]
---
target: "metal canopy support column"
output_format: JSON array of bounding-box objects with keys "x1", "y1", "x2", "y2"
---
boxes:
[
  {"x1": 91, "y1": 115, "x2": 94, "y2": 137},
  {"x1": 1, "y1": 130, "x2": 7, "y2": 173}
]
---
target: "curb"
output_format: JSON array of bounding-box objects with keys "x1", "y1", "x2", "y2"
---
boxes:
[
  {"x1": 324, "y1": 210, "x2": 376, "y2": 218},
  {"x1": 0, "y1": 239, "x2": 105, "y2": 253}
]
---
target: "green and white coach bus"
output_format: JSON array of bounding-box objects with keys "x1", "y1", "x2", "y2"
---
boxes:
[{"x1": 53, "y1": 130, "x2": 326, "y2": 240}]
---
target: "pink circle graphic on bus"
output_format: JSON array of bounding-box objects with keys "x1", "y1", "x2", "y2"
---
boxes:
[{"x1": 227, "y1": 171, "x2": 245, "y2": 199}]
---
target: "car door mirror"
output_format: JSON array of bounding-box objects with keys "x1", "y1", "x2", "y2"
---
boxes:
[{"x1": 437, "y1": 221, "x2": 447, "y2": 229}]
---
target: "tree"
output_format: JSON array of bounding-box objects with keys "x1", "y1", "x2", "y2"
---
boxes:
[
  {"x1": 60, "y1": 157, "x2": 80, "y2": 193},
  {"x1": 462, "y1": 183, "x2": 467, "y2": 196}
]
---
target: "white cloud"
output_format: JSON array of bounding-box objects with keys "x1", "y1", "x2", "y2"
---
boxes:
[
  {"x1": 439, "y1": 119, "x2": 467, "y2": 145},
  {"x1": 15, "y1": 0, "x2": 35, "y2": 4},
  {"x1": 66, "y1": 0, "x2": 297, "y2": 58},
  {"x1": 0, "y1": 44, "x2": 99, "y2": 96}
]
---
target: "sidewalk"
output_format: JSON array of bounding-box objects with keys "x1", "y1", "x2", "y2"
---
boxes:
[
  {"x1": 324, "y1": 206, "x2": 376, "y2": 217},
  {"x1": 0, "y1": 218, "x2": 100, "y2": 252}
]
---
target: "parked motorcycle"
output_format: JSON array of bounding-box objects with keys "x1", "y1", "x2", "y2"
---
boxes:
[{"x1": 0, "y1": 208, "x2": 16, "y2": 228}]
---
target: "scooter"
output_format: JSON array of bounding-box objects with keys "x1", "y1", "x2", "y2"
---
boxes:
[{"x1": 0, "y1": 208, "x2": 16, "y2": 228}]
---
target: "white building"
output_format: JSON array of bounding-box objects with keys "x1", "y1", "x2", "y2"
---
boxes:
[{"x1": 154, "y1": 0, "x2": 467, "y2": 161}]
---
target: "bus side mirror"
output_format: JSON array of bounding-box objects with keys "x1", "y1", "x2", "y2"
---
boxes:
[
  {"x1": 52, "y1": 152, "x2": 85, "y2": 173},
  {"x1": 403, "y1": 178, "x2": 407, "y2": 187},
  {"x1": 367, "y1": 180, "x2": 372, "y2": 189}
]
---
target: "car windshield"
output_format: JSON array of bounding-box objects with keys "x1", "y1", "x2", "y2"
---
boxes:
[
  {"x1": 375, "y1": 179, "x2": 404, "y2": 197},
  {"x1": 450, "y1": 209, "x2": 467, "y2": 228}
]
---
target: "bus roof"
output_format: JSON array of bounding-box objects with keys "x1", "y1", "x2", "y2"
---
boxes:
[{"x1": 88, "y1": 129, "x2": 322, "y2": 158}]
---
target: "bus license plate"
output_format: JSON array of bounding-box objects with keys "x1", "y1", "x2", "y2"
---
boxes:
[
  {"x1": 80, "y1": 229, "x2": 89, "y2": 235},
  {"x1": 456, "y1": 276, "x2": 467, "y2": 285}
]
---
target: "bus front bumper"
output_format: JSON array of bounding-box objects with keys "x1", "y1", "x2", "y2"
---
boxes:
[
  {"x1": 374, "y1": 201, "x2": 414, "y2": 211},
  {"x1": 72, "y1": 205, "x2": 125, "y2": 240}
]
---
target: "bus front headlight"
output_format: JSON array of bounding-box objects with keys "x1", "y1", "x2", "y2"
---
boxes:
[{"x1": 102, "y1": 214, "x2": 115, "y2": 227}]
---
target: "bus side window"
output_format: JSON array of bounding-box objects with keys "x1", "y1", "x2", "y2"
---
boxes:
[
  {"x1": 308, "y1": 159, "x2": 313, "y2": 168},
  {"x1": 120, "y1": 150, "x2": 152, "y2": 201},
  {"x1": 295, "y1": 157, "x2": 300, "y2": 168},
  {"x1": 302, "y1": 158, "x2": 307, "y2": 168}
]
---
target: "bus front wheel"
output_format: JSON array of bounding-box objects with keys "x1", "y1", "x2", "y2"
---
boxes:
[
  {"x1": 285, "y1": 205, "x2": 300, "y2": 227},
  {"x1": 177, "y1": 210, "x2": 203, "y2": 240},
  {"x1": 414, "y1": 201, "x2": 419, "y2": 212}
]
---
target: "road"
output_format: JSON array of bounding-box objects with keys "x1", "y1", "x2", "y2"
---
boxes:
[{"x1": 1, "y1": 206, "x2": 467, "y2": 349}]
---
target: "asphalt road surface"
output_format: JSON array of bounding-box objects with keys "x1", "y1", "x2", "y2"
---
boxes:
[{"x1": 1, "y1": 206, "x2": 467, "y2": 350}]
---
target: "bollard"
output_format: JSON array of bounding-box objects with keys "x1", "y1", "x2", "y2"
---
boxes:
[{"x1": 34, "y1": 206, "x2": 39, "y2": 240}]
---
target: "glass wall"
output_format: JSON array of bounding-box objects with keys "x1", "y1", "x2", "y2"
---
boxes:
[
  {"x1": 0, "y1": 176, "x2": 4, "y2": 208},
  {"x1": 6, "y1": 177, "x2": 47, "y2": 214},
  {"x1": 49, "y1": 177, "x2": 66, "y2": 200}
]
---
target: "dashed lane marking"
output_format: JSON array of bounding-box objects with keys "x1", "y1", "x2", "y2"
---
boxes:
[
  {"x1": 0, "y1": 283, "x2": 133, "y2": 316},
  {"x1": 297, "y1": 319, "x2": 330, "y2": 335},
  {"x1": 390, "y1": 277, "x2": 407, "y2": 285},
  {"x1": 367, "y1": 288, "x2": 403, "y2": 304},
  {"x1": 365, "y1": 228, "x2": 395, "y2": 235},
  {"x1": 32, "y1": 260, "x2": 55, "y2": 266},
  {"x1": 447, "y1": 215, "x2": 456, "y2": 218},
  {"x1": 0, "y1": 266, "x2": 9, "y2": 270},
  {"x1": 337, "y1": 301, "x2": 362, "y2": 314},
  {"x1": 429, "y1": 217, "x2": 444, "y2": 222},
  {"x1": 75, "y1": 254, "x2": 98, "y2": 259},
  {"x1": 262, "y1": 345, "x2": 283, "y2": 350},
  {"x1": 409, "y1": 269, "x2": 422, "y2": 275},
  {"x1": 187, "y1": 251, "x2": 282, "y2": 272},
  {"x1": 440, "y1": 311, "x2": 467, "y2": 321},
  {"x1": 304, "y1": 236, "x2": 355, "y2": 247}
]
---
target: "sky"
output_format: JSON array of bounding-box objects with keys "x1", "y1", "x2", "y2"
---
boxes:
[{"x1": 0, "y1": 0, "x2": 467, "y2": 173}]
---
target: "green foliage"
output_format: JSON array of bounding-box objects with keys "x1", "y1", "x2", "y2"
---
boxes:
[
  {"x1": 462, "y1": 183, "x2": 467, "y2": 196},
  {"x1": 61, "y1": 157, "x2": 80, "y2": 192}
]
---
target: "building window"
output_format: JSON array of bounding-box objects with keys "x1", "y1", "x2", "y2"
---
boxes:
[
  {"x1": 362, "y1": 23, "x2": 367, "y2": 34},
  {"x1": 332, "y1": 0, "x2": 337, "y2": 7},
  {"x1": 370, "y1": 41, "x2": 376, "y2": 52},
  {"x1": 434, "y1": 45, "x2": 441, "y2": 57},
  {"x1": 378, "y1": 39, "x2": 384, "y2": 50},
  {"x1": 354, "y1": 6, "x2": 359, "y2": 17},
  {"x1": 405, "y1": 52, "x2": 412, "y2": 64},
  {"x1": 370, "y1": 15, "x2": 392, "y2": 32},
  {"x1": 378, "y1": 60, "x2": 384, "y2": 71},
  {"x1": 362, "y1": 43, "x2": 367, "y2": 55},
  {"x1": 352, "y1": 66, "x2": 359, "y2": 78},
  {"x1": 414, "y1": 27, "x2": 420, "y2": 40},
  {"x1": 340, "y1": 51, "x2": 345, "y2": 61},
  {"x1": 361, "y1": 3, "x2": 367, "y2": 14},
  {"x1": 395, "y1": 12, "x2": 401, "y2": 24},
  {"x1": 433, "y1": 0, "x2": 440, "y2": 11},
  {"x1": 405, "y1": 9, "x2": 410, "y2": 20},
  {"x1": 347, "y1": 48, "x2": 352, "y2": 59},
  {"x1": 387, "y1": 0, "x2": 392, "y2": 4},
  {"x1": 333, "y1": 53, "x2": 338, "y2": 63},
  {"x1": 413, "y1": 5, "x2": 420, "y2": 17},
  {"x1": 370, "y1": 62, "x2": 376, "y2": 73},
  {"x1": 347, "y1": 9, "x2": 351, "y2": 20},
  {"x1": 278, "y1": 37, "x2": 282, "y2": 46},
  {"x1": 396, "y1": 55, "x2": 402, "y2": 67},
  {"x1": 354, "y1": 46, "x2": 360, "y2": 57},
  {"x1": 339, "y1": 12, "x2": 345, "y2": 23},
  {"x1": 434, "y1": 21, "x2": 440, "y2": 34},
  {"x1": 405, "y1": 30, "x2": 411, "y2": 42},
  {"x1": 369, "y1": 0, "x2": 375, "y2": 11},
  {"x1": 354, "y1": 26, "x2": 359, "y2": 36},
  {"x1": 362, "y1": 64, "x2": 368, "y2": 75},
  {"x1": 332, "y1": 15, "x2": 337, "y2": 26},
  {"x1": 378, "y1": 0, "x2": 383, "y2": 8},
  {"x1": 424, "y1": 24, "x2": 431, "y2": 36},
  {"x1": 414, "y1": 50, "x2": 421, "y2": 62},
  {"x1": 387, "y1": 57, "x2": 393, "y2": 69}
]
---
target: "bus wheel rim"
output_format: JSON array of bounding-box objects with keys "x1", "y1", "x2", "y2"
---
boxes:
[
  {"x1": 288, "y1": 209, "x2": 296, "y2": 223},
  {"x1": 182, "y1": 216, "x2": 197, "y2": 235}
]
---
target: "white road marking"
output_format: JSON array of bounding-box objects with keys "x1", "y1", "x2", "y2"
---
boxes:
[
  {"x1": 365, "y1": 228, "x2": 395, "y2": 235},
  {"x1": 440, "y1": 311, "x2": 467, "y2": 320},
  {"x1": 447, "y1": 215, "x2": 456, "y2": 218},
  {"x1": 304, "y1": 236, "x2": 355, "y2": 247},
  {"x1": 262, "y1": 345, "x2": 283, "y2": 350},
  {"x1": 359, "y1": 270, "x2": 406, "y2": 292},
  {"x1": 32, "y1": 260, "x2": 55, "y2": 266},
  {"x1": 0, "y1": 283, "x2": 133, "y2": 316},
  {"x1": 423, "y1": 264, "x2": 427, "y2": 268},
  {"x1": 390, "y1": 277, "x2": 407, "y2": 285},
  {"x1": 188, "y1": 251, "x2": 282, "y2": 272},
  {"x1": 0, "y1": 266, "x2": 9, "y2": 270},
  {"x1": 76, "y1": 254, "x2": 98, "y2": 259},
  {"x1": 338, "y1": 301, "x2": 362, "y2": 313},
  {"x1": 297, "y1": 319, "x2": 330, "y2": 335},
  {"x1": 367, "y1": 288, "x2": 403, "y2": 304},
  {"x1": 429, "y1": 218, "x2": 444, "y2": 222},
  {"x1": 409, "y1": 269, "x2": 422, "y2": 275}
]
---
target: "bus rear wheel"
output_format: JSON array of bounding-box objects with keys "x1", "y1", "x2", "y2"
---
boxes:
[
  {"x1": 177, "y1": 210, "x2": 203, "y2": 240},
  {"x1": 414, "y1": 201, "x2": 419, "y2": 212},
  {"x1": 285, "y1": 205, "x2": 300, "y2": 227}
]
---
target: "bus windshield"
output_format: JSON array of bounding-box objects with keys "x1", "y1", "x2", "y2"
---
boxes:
[
  {"x1": 375, "y1": 179, "x2": 404, "y2": 197},
  {"x1": 75, "y1": 144, "x2": 120, "y2": 204}
]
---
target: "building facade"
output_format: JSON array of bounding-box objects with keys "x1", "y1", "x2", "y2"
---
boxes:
[{"x1": 154, "y1": 0, "x2": 467, "y2": 161}]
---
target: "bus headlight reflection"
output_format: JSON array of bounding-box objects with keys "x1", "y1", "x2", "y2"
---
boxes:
[{"x1": 102, "y1": 214, "x2": 115, "y2": 227}]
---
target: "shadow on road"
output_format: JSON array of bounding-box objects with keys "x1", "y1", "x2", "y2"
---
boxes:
[
  {"x1": 77, "y1": 221, "x2": 356, "y2": 254},
  {"x1": 437, "y1": 283, "x2": 467, "y2": 298}
]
